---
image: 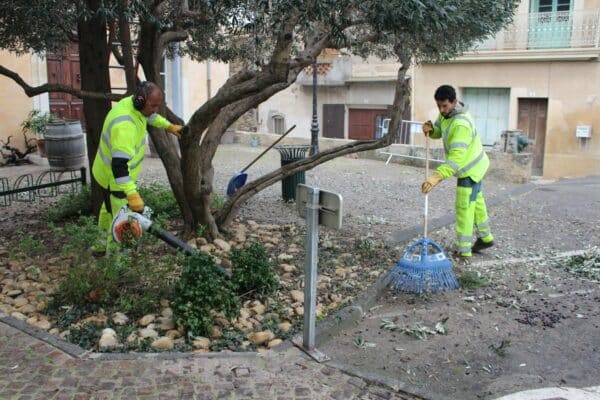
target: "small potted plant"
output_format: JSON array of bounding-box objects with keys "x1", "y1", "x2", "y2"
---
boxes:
[{"x1": 20, "y1": 110, "x2": 59, "y2": 157}]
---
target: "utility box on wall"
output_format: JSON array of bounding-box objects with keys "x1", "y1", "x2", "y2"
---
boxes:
[{"x1": 575, "y1": 125, "x2": 592, "y2": 138}]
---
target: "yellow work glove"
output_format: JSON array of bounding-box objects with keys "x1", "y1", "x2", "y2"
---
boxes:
[
  {"x1": 421, "y1": 172, "x2": 444, "y2": 194},
  {"x1": 126, "y1": 192, "x2": 145, "y2": 212},
  {"x1": 167, "y1": 124, "x2": 184, "y2": 138},
  {"x1": 422, "y1": 120, "x2": 433, "y2": 137}
]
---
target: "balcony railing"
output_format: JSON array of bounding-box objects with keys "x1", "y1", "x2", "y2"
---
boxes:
[{"x1": 472, "y1": 9, "x2": 600, "y2": 51}]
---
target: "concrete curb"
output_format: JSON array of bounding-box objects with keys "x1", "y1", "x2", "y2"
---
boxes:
[
  {"x1": 0, "y1": 312, "x2": 86, "y2": 358},
  {"x1": 325, "y1": 360, "x2": 451, "y2": 400}
]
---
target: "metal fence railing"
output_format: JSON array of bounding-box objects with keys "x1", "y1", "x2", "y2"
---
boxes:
[
  {"x1": 0, "y1": 167, "x2": 86, "y2": 207},
  {"x1": 394, "y1": 120, "x2": 423, "y2": 145},
  {"x1": 472, "y1": 9, "x2": 600, "y2": 51}
]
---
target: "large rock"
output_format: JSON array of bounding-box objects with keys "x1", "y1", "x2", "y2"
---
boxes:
[
  {"x1": 161, "y1": 307, "x2": 173, "y2": 318},
  {"x1": 151, "y1": 337, "x2": 174, "y2": 351},
  {"x1": 18, "y1": 304, "x2": 36, "y2": 314},
  {"x1": 278, "y1": 322, "x2": 292, "y2": 333},
  {"x1": 112, "y1": 312, "x2": 129, "y2": 326},
  {"x1": 99, "y1": 329, "x2": 119, "y2": 349},
  {"x1": 6, "y1": 289, "x2": 22, "y2": 297},
  {"x1": 267, "y1": 339, "x2": 282, "y2": 349},
  {"x1": 248, "y1": 330, "x2": 274, "y2": 346},
  {"x1": 13, "y1": 297, "x2": 28, "y2": 307},
  {"x1": 213, "y1": 239, "x2": 231, "y2": 252},
  {"x1": 139, "y1": 314, "x2": 155, "y2": 327},
  {"x1": 278, "y1": 253, "x2": 294, "y2": 262},
  {"x1": 192, "y1": 337, "x2": 210, "y2": 350},
  {"x1": 157, "y1": 317, "x2": 175, "y2": 331},
  {"x1": 279, "y1": 264, "x2": 296, "y2": 273},
  {"x1": 250, "y1": 302, "x2": 265, "y2": 316},
  {"x1": 139, "y1": 328, "x2": 159, "y2": 339},
  {"x1": 290, "y1": 290, "x2": 304, "y2": 304},
  {"x1": 10, "y1": 312, "x2": 27, "y2": 321}
]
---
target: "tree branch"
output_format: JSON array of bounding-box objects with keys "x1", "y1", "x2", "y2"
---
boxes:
[
  {"x1": 0, "y1": 65, "x2": 122, "y2": 101},
  {"x1": 216, "y1": 52, "x2": 413, "y2": 226},
  {"x1": 158, "y1": 30, "x2": 189, "y2": 50}
]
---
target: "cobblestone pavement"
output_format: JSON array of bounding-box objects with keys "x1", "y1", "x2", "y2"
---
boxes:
[{"x1": 0, "y1": 321, "x2": 416, "y2": 400}]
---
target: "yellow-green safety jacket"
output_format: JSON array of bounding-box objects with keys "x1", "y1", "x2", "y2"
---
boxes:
[
  {"x1": 92, "y1": 96, "x2": 170, "y2": 195},
  {"x1": 430, "y1": 103, "x2": 489, "y2": 182}
]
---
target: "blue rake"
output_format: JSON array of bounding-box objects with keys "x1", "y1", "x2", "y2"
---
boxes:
[
  {"x1": 386, "y1": 237, "x2": 459, "y2": 293},
  {"x1": 386, "y1": 134, "x2": 459, "y2": 294}
]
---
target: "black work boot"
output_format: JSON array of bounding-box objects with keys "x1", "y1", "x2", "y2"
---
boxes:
[{"x1": 471, "y1": 238, "x2": 494, "y2": 253}]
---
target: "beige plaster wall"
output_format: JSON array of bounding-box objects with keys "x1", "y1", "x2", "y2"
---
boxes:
[
  {"x1": 413, "y1": 60, "x2": 600, "y2": 179},
  {"x1": 258, "y1": 80, "x2": 398, "y2": 139},
  {"x1": 0, "y1": 51, "x2": 48, "y2": 150},
  {"x1": 181, "y1": 59, "x2": 229, "y2": 121},
  {"x1": 258, "y1": 84, "x2": 348, "y2": 138}
]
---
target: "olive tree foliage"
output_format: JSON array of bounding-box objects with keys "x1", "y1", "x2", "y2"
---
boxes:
[
  {"x1": 172, "y1": 0, "x2": 519, "y2": 237},
  {"x1": 0, "y1": 0, "x2": 518, "y2": 239}
]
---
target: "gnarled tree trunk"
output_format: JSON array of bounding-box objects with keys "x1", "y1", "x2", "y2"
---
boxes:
[{"x1": 77, "y1": 0, "x2": 112, "y2": 215}]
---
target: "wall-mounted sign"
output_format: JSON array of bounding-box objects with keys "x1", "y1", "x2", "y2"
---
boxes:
[{"x1": 575, "y1": 125, "x2": 592, "y2": 138}]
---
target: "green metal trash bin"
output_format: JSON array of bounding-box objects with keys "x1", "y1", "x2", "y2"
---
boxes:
[{"x1": 275, "y1": 144, "x2": 310, "y2": 201}]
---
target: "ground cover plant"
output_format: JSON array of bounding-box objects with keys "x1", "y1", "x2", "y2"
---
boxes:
[{"x1": 1, "y1": 183, "x2": 398, "y2": 353}]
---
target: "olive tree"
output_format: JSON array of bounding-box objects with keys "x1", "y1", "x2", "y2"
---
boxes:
[{"x1": 0, "y1": 0, "x2": 518, "y2": 238}]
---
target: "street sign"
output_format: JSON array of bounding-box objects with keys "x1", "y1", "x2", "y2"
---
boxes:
[
  {"x1": 293, "y1": 184, "x2": 343, "y2": 363},
  {"x1": 296, "y1": 184, "x2": 343, "y2": 230}
]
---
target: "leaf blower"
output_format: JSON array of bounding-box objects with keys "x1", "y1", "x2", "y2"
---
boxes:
[{"x1": 111, "y1": 205, "x2": 232, "y2": 277}]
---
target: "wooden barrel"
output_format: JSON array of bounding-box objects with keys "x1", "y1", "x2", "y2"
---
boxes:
[{"x1": 45, "y1": 120, "x2": 86, "y2": 170}]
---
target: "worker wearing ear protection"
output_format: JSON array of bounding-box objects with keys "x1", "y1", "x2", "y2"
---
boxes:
[{"x1": 91, "y1": 81, "x2": 183, "y2": 251}]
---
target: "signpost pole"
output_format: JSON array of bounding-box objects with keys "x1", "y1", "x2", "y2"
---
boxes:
[{"x1": 303, "y1": 186, "x2": 320, "y2": 350}]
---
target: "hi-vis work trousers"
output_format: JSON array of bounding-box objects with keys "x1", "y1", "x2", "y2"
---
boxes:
[{"x1": 455, "y1": 177, "x2": 494, "y2": 256}]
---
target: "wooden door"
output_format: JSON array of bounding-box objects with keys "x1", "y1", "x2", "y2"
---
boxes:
[
  {"x1": 323, "y1": 104, "x2": 345, "y2": 138},
  {"x1": 47, "y1": 43, "x2": 84, "y2": 124},
  {"x1": 517, "y1": 98, "x2": 548, "y2": 175},
  {"x1": 348, "y1": 109, "x2": 387, "y2": 140}
]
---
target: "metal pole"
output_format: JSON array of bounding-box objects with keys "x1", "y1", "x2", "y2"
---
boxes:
[
  {"x1": 80, "y1": 167, "x2": 87, "y2": 186},
  {"x1": 303, "y1": 186, "x2": 319, "y2": 349},
  {"x1": 310, "y1": 56, "x2": 319, "y2": 156}
]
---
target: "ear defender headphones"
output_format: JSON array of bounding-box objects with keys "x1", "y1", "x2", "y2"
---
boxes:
[{"x1": 133, "y1": 81, "x2": 150, "y2": 111}]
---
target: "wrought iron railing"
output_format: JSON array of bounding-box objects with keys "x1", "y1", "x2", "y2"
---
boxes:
[
  {"x1": 472, "y1": 9, "x2": 600, "y2": 51},
  {"x1": 0, "y1": 167, "x2": 86, "y2": 206}
]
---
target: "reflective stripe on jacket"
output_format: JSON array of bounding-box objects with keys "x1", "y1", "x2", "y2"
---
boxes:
[
  {"x1": 429, "y1": 103, "x2": 489, "y2": 183},
  {"x1": 92, "y1": 96, "x2": 170, "y2": 195}
]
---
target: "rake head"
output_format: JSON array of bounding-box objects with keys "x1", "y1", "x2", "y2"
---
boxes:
[{"x1": 386, "y1": 237, "x2": 459, "y2": 294}]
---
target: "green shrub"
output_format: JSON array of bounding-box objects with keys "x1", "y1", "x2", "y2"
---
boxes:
[
  {"x1": 50, "y1": 216, "x2": 180, "y2": 317},
  {"x1": 46, "y1": 186, "x2": 92, "y2": 222},
  {"x1": 16, "y1": 234, "x2": 45, "y2": 257},
  {"x1": 172, "y1": 254, "x2": 239, "y2": 337},
  {"x1": 67, "y1": 322, "x2": 103, "y2": 349},
  {"x1": 211, "y1": 192, "x2": 225, "y2": 210},
  {"x1": 138, "y1": 182, "x2": 180, "y2": 218},
  {"x1": 230, "y1": 242, "x2": 279, "y2": 297},
  {"x1": 59, "y1": 215, "x2": 103, "y2": 257}
]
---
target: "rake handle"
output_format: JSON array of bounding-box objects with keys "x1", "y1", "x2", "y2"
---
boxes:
[
  {"x1": 241, "y1": 124, "x2": 296, "y2": 173},
  {"x1": 424, "y1": 135, "x2": 429, "y2": 238}
]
